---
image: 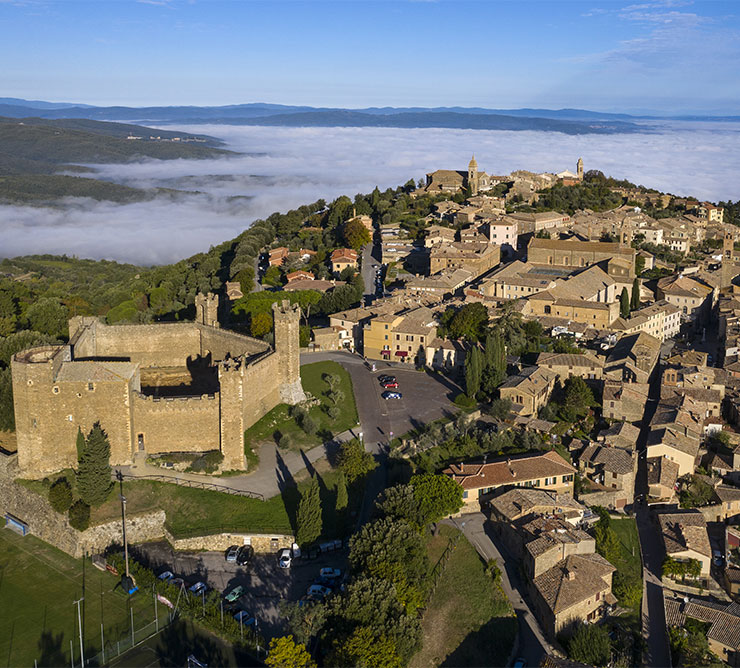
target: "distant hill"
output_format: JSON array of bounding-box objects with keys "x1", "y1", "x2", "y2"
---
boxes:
[
  {"x1": 0, "y1": 101, "x2": 646, "y2": 133},
  {"x1": 2, "y1": 98, "x2": 739, "y2": 128},
  {"x1": 0, "y1": 116, "x2": 233, "y2": 204}
]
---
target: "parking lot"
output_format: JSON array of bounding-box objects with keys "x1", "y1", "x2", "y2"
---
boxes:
[
  {"x1": 367, "y1": 365, "x2": 459, "y2": 442},
  {"x1": 135, "y1": 542, "x2": 348, "y2": 637}
]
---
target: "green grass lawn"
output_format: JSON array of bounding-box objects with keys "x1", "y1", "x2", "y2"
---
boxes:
[
  {"x1": 412, "y1": 525, "x2": 516, "y2": 668},
  {"x1": 0, "y1": 529, "x2": 156, "y2": 668},
  {"x1": 244, "y1": 361, "x2": 358, "y2": 452},
  {"x1": 87, "y1": 468, "x2": 358, "y2": 540},
  {"x1": 610, "y1": 517, "x2": 642, "y2": 586}
]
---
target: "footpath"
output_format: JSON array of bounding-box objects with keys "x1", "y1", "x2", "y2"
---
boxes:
[{"x1": 115, "y1": 427, "x2": 362, "y2": 500}]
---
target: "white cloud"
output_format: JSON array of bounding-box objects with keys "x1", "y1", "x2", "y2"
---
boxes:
[{"x1": 2, "y1": 122, "x2": 739, "y2": 265}]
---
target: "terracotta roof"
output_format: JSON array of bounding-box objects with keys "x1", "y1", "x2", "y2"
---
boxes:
[
  {"x1": 489, "y1": 488, "x2": 584, "y2": 521},
  {"x1": 665, "y1": 596, "x2": 740, "y2": 650},
  {"x1": 658, "y1": 511, "x2": 711, "y2": 557},
  {"x1": 536, "y1": 352, "x2": 604, "y2": 369},
  {"x1": 647, "y1": 456, "x2": 679, "y2": 490},
  {"x1": 533, "y1": 553, "x2": 615, "y2": 614},
  {"x1": 580, "y1": 443, "x2": 635, "y2": 475},
  {"x1": 443, "y1": 450, "x2": 575, "y2": 491}
]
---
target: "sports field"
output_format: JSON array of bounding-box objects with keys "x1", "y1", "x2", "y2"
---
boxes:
[{"x1": 0, "y1": 529, "x2": 157, "y2": 667}]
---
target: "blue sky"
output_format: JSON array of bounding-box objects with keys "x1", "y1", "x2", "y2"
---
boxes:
[{"x1": 1, "y1": 0, "x2": 739, "y2": 113}]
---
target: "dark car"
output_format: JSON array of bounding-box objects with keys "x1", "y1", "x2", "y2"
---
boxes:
[
  {"x1": 378, "y1": 375, "x2": 396, "y2": 384},
  {"x1": 236, "y1": 545, "x2": 254, "y2": 566},
  {"x1": 382, "y1": 390, "x2": 402, "y2": 400}
]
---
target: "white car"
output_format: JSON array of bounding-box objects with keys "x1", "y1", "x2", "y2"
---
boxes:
[
  {"x1": 278, "y1": 548, "x2": 292, "y2": 569},
  {"x1": 307, "y1": 584, "x2": 332, "y2": 599}
]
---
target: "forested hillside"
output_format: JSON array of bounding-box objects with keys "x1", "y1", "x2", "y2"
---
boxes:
[{"x1": 0, "y1": 116, "x2": 234, "y2": 203}]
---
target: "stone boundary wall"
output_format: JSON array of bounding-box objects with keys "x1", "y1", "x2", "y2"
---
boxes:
[
  {"x1": 0, "y1": 453, "x2": 293, "y2": 558},
  {"x1": 167, "y1": 531, "x2": 293, "y2": 553}
]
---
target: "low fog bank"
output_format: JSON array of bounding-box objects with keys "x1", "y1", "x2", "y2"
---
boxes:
[{"x1": 3, "y1": 122, "x2": 739, "y2": 265}]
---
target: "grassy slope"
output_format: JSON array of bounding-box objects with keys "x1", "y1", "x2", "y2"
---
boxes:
[
  {"x1": 244, "y1": 361, "x2": 358, "y2": 451},
  {"x1": 412, "y1": 525, "x2": 516, "y2": 668},
  {"x1": 83, "y1": 468, "x2": 355, "y2": 539},
  {"x1": 0, "y1": 529, "x2": 155, "y2": 667},
  {"x1": 610, "y1": 516, "x2": 643, "y2": 611}
]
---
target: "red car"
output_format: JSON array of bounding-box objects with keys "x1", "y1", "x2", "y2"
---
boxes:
[{"x1": 381, "y1": 380, "x2": 399, "y2": 389}]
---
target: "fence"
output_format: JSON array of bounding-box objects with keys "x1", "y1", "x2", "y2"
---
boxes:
[
  {"x1": 422, "y1": 530, "x2": 462, "y2": 614},
  {"x1": 117, "y1": 473, "x2": 264, "y2": 500}
]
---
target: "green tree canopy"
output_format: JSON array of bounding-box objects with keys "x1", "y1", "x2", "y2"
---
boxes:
[
  {"x1": 26, "y1": 297, "x2": 68, "y2": 338},
  {"x1": 620, "y1": 287, "x2": 630, "y2": 319},
  {"x1": 343, "y1": 218, "x2": 371, "y2": 250},
  {"x1": 76, "y1": 423, "x2": 113, "y2": 507},
  {"x1": 332, "y1": 626, "x2": 401, "y2": 668},
  {"x1": 296, "y1": 475, "x2": 322, "y2": 547},
  {"x1": 409, "y1": 473, "x2": 463, "y2": 525},
  {"x1": 567, "y1": 623, "x2": 611, "y2": 666},
  {"x1": 264, "y1": 635, "x2": 316, "y2": 668},
  {"x1": 338, "y1": 439, "x2": 377, "y2": 483}
]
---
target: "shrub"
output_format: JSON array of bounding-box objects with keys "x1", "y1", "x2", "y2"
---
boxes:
[
  {"x1": 68, "y1": 499, "x2": 90, "y2": 531},
  {"x1": 301, "y1": 415, "x2": 318, "y2": 436},
  {"x1": 48, "y1": 478, "x2": 73, "y2": 513},
  {"x1": 186, "y1": 450, "x2": 224, "y2": 473},
  {"x1": 453, "y1": 393, "x2": 476, "y2": 408}
]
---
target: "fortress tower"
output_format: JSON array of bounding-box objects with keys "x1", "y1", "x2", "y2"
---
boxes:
[
  {"x1": 273, "y1": 300, "x2": 306, "y2": 404},
  {"x1": 195, "y1": 292, "x2": 219, "y2": 328},
  {"x1": 468, "y1": 155, "x2": 479, "y2": 196},
  {"x1": 577, "y1": 157, "x2": 584, "y2": 180}
]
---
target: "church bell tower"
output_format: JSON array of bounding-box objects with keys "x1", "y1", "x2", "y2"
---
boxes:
[
  {"x1": 468, "y1": 155, "x2": 479, "y2": 196},
  {"x1": 577, "y1": 157, "x2": 584, "y2": 180}
]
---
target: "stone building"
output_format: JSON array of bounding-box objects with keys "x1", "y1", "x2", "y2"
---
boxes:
[
  {"x1": 12, "y1": 295, "x2": 305, "y2": 477},
  {"x1": 527, "y1": 238, "x2": 636, "y2": 277}
]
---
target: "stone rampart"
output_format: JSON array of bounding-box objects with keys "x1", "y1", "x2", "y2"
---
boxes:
[
  {"x1": 132, "y1": 392, "x2": 221, "y2": 453},
  {"x1": 198, "y1": 325, "x2": 269, "y2": 360},
  {"x1": 167, "y1": 531, "x2": 293, "y2": 553},
  {"x1": 0, "y1": 454, "x2": 166, "y2": 557}
]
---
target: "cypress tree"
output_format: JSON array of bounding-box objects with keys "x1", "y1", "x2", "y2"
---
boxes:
[
  {"x1": 296, "y1": 475, "x2": 322, "y2": 546},
  {"x1": 76, "y1": 423, "x2": 113, "y2": 507},
  {"x1": 465, "y1": 346, "x2": 482, "y2": 399},
  {"x1": 620, "y1": 287, "x2": 630, "y2": 319},
  {"x1": 75, "y1": 427, "x2": 85, "y2": 459},
  {"x1": 491, "y1": 331, "x2": 506, "y2": 386},
  {"x1": 335, "y1": 471, "x2": 348, "y2": 513},
  {"x1": 631, "y1": 278, "x2": 640, "y2": 310}
]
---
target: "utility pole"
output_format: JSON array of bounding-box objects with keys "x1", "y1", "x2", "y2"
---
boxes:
[{"x1": 73, "y1": 598, "x2": 85, "y2": 668}]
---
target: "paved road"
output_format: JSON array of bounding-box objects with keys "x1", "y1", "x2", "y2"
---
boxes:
[{"x1": 446, "y1": 513, "x2": 551, "y2": 667}]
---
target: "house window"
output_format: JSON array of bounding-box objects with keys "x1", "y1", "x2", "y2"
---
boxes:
[
  {"x1": 544, "y1": 305, "x2": 551, "y2": 314},
  {"x1": 544, "y1": 477, "x2": 556, "y2": 485},
  {"x1": 87, "y1": 382, "x2": 94, "y2": 391},
  {"x1": 52, "y1": 386, "x2": 59, "y2": 394}
]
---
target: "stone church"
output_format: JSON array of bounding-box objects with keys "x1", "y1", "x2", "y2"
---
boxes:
[
  {"x1": 424, "y1": 156, "x2": 506, "y2": 196},
  {"x1": 11, "y1": 295, "x2": 305, "y2": 477}
]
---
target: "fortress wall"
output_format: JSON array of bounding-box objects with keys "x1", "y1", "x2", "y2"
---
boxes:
[
  {"x1": 132, "y1": 393, "x2": 220, "y2": 453},
  {"x1": 71, "y1": 322, "x2": 97, "y2": 358},
  {"x1": 92, "y1": 322, "x2": 202, "y2": 367},
  {"x1": 242, "y1": 353, "x2": 282, "y2": 429},
  {"x1": 13, "y1": 350, "x2": 134, "y2": 477},
  {"x1": 198, "y1": 325, "x2": 269, "y2": 361}
]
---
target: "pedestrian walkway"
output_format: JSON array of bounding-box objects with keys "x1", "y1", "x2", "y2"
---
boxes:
[
  {"x1": 116, "y1": 427, "x2": 362, "y2": 500},
  {"x1": 444, "y1": 512, "x2": 553, "y2": 666}
]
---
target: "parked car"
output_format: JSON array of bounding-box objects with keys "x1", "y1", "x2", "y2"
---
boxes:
[
  {"x1": 189, "y1": 582, "x2": 208, "y2": 596},
  {"x1": 382, "y1": 391, "x2": 402, "y2": 400},
  {"x1": 233, "y1": 610, "x2": 257, "y2": 627},
  {"x1": 225, "y1": 545, "x2": 239, "y2": 563},
  {"x1": 170, "y1": 577, "x2": 185, "y2": 589},
  {"x1": 158, "y1": 570, "x2": 174, "y2": 582},
  {"x1": 236, "y1": 545, "x2": 254, "y2": 567},
  {"x1": 713, "y1": 549, "x2": 725, "y2": 567},
  {"x1": 378, "y1": 375, "x2": 396, "y2": 384},
  {"x1": 513, "y1": 659, "x2": 527, "y2": 668},
  {"x1": 224, "y1": 585, "x2": 245, "y2": 602},
  {"x1": 278, "y1": 548, "x2": 292, "y2": 569},
  {"x1": 306, "y1": 584, "x2": 332, "y2": 599},
  {"x1": 380, "y1": 380, "x2": 399, "y2": 388},
  {"x1": 319, "y1": 567, "x2": 341, "y2": 579}
]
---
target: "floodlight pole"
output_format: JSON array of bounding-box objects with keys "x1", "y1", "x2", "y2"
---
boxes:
[
  {"x1": 117, "y1": 471, "x2": 130, "y2": 579},
  {"x1": 74, "y1": 597, "x2": 85, "y2": 667}
]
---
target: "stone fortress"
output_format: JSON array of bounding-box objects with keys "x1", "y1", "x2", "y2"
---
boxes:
[{"x1": 11, "y1": 294, "x2": 305, "y2": 478}]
